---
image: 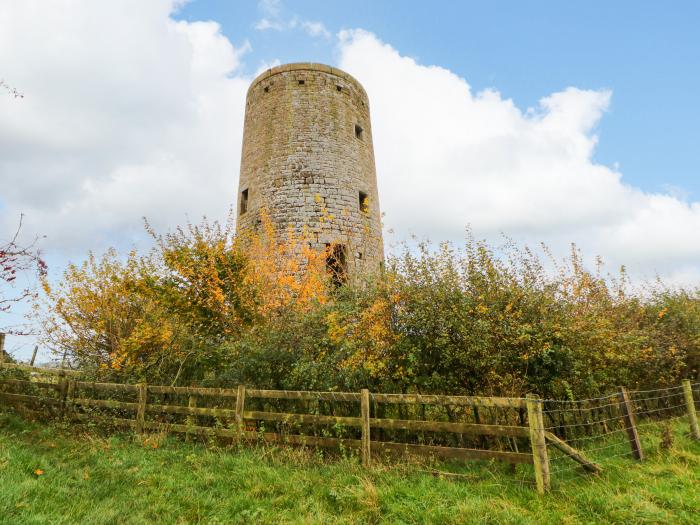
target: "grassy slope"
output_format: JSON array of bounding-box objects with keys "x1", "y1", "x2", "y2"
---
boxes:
[{"x1": 1, "y1": 413, "x2": 699, "y2": 525}]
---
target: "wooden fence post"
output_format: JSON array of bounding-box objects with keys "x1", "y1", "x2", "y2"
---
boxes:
[
  {"x1": 682, "y1": 380, "x2": 700, "y2": 440},
  {"x1": 135, "y1": 383, "x2": 147, "y2": 435},
  {"x1": 29, "y1": 346, "x2": 38, "y2": 367},
  {"x1": 618, "y1": 386, "x2": 644, "y2": 460},
  {"x1": 526, "y1": 394, "x2": 550, "y2": 493},
  {"x1": 361, "y1": 389, "x2": 371, "y2": 467},
  {"x1": 186, "y1": 394, "x2": 197, "y2": 442},
  {"x1": 235, "y1": 385, "x2": 246, "y2": 442},
  {"x1": 0, "y1": 332, "x2": 5, "y2": 363},
  {"x1": 65, "y1": 379, "x2": 76, "y2": 417},
  {"x1": 58, "y1": 370, "x2": 68, "y2": 418}
]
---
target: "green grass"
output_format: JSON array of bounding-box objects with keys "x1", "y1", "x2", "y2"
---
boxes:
[{"x1": 1, "y1": 413, "x2": 699, "y2": 524}]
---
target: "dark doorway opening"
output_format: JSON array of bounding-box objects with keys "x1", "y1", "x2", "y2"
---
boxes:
[{"x1": 325, "y1": 243, "x2": 347, "y2": 286}]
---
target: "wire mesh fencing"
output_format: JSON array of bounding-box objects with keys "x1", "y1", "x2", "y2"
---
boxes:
[
  {"x1": 1, "y1": 361, "x2": 698, "y2": 494},
  {"x1": 536, "y1": 381, "x2": 700, "y2": 489}
]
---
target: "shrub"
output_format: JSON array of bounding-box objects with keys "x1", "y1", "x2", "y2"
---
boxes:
[{"x1": 36, "y1": 217, "x2": 699, "y2": 399}]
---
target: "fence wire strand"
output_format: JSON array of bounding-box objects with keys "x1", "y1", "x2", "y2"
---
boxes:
[{"x1": 1, "y1": 362, "x2": 698, "y2": 493}]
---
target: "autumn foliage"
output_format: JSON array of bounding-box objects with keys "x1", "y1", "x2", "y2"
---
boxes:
[
  {"x1": 37, "y1": 211, "x2": 331, "y2": 382},
  {"x1": 36, "y1": 215, "x2": 700, "y2": 399}
]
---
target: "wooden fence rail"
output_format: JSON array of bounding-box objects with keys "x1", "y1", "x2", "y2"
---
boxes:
[{"x1": 19, "y1": 365, "x2": 700, "y2": 493}]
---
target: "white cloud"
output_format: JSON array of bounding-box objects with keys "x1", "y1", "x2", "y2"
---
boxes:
[
  {"x1": 0, "y1": 0, "x2": 250, "y2": 255},
  {"x1": 302, "y1": 21, "x2": 331, "y2": 39},
  {"x1": 337, "y1": 29, "x2": 700, "y2": 280},
  {"x1": 255, "y1": 17, "x2": 284, "y2": 31},
  {"x1": 259, "y1": 0, "x2": 282, "y2": 18},
  {"x1": 1, "y1": 3, "x2": 698, "y2": 289},
  {"x1": 254, "y1": 1, "x2": 330, "y2": 39}
]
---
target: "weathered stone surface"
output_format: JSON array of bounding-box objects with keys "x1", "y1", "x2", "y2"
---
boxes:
[{"x1": 236, "y1": 62, "x2": 384, "y2": 278}]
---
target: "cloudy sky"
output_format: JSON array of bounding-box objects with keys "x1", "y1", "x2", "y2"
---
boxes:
[{"x1": 2, "y1": 1, "x2": 700, "y2": 358}]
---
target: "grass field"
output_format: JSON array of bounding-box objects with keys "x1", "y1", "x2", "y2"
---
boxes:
[{"x1": 1, "y1": 412, "x2": 699, "y2": 524}]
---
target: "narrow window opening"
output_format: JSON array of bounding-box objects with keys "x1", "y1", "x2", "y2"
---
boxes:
[
  {"x1": 240, "y1": 188, "x2": 249, "y2": 215},
  {"x1": 336, "y1": 85, "x2": 342, "y2": 92},
  {"x1": 298, "y1": 79, "x2": 305, "y2": 85},
  {"x1": 325, "y1": 243, "x2": 347, "y2": 287},
  {"x1": 354, "y1": 124, "x2": 363, "y2": 140},
  {"x1": 263, "y1": 86, "x2": 269, "y2": 93},
  {"x1": 359, "y1": 191, "x2": 369, "y2": 213}
]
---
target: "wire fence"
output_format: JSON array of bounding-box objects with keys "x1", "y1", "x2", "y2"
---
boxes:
[
  {"x1": 0, "y1": 362, "x2": 698, "y2": 494},
  {"x1": 538, "y1": 381, "x2": 699, "y2": 489}
]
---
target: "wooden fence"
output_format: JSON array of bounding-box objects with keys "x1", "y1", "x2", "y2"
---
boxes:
[{"x1": 1, "y1": 363, "x2": 698, "y2": 493}]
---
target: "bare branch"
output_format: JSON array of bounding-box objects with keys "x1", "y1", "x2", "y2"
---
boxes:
[
  {"x1": 1, "y1": 215, "x2": 47, "y2": 332},
  {"x1": 0, "y1": 79, "x2": 25, "y2": 99}
]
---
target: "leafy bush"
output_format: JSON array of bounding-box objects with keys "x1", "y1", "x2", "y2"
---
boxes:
[{"x1": 36, "y1": 216, "x2": 699, "y2": 399}]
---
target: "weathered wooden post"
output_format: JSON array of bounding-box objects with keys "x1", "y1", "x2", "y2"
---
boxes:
[
  {"x1": 135, "y1": 383, "x2": 147, "y2": 435},
  {"x1": 58, "y1": 370, "x2": 68, "y2": 418},
  {"x1": 65, "y1": 379, "x2": 76, "y2": 417},
  {"x1": 235, "y1": 385, "x2": 246, "y2": 442},
  {"x1": 0, "y1": 332, "x2": 6, "y2": 363},
  {"x1": 361, "y1": 389, "x2": 371, "y2": 467},
  {"x1": 682, "y1": 380, "x2": 700, "y2": 440},
  {"x1": 29, "y1": 345, "x2": 39, "y2": 367},
  {"x1": 618, "y1": 386, "x2": 644, "y2": 460},
  {"x1": 526, "y1": 394, "x2": 550, "y2": 493},
  {"x1": 186, "y1": 394, "x2": 197, "y2": 442}
]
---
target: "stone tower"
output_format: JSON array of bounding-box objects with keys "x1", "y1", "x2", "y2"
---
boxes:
[{"x1": 236, "y1": 63, "x2": 384, "y2": 280}]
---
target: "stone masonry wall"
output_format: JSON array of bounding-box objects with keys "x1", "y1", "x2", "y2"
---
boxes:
[{"x1": 236, "y1": 63, "x2": 384, "y2": 278}]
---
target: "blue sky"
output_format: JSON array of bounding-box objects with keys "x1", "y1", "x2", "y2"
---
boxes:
[
  {"x1": 178, "y1": 0, "x2": 700, "y2": 199},
  {"x1": 1, "y1": 0, "x2": 700, "y2": 360}
]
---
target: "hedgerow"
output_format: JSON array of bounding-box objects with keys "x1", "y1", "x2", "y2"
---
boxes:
[{"x1": 35, "y1": 214, "x2": 699, "y2": 399}]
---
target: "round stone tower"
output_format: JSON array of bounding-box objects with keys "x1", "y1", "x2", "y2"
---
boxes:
[{"x1": 236, "y1": 63, "x2": 384, "y2": 280}]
